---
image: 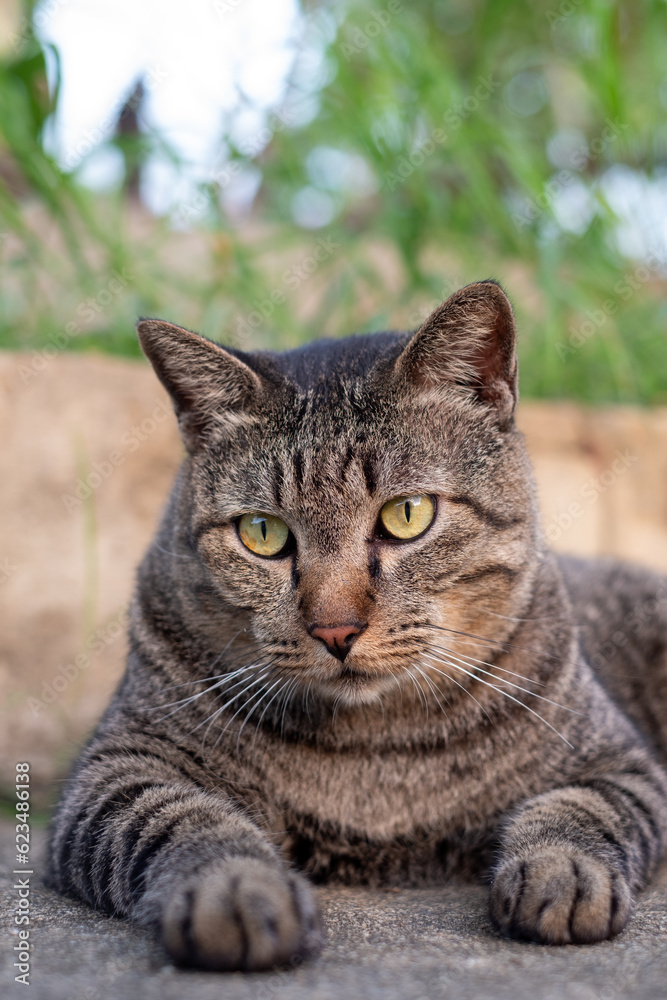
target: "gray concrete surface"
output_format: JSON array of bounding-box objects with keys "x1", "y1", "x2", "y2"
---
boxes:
[{"x1": 2, "y1": 819, "x2": 667, "y2": 1000}]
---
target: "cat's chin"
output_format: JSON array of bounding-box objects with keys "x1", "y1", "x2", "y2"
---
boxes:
[{"x1": 312, "y1": 665, "x2": 399, "y2": 707}]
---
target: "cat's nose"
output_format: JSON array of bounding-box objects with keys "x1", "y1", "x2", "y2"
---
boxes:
[{"x1": 309, "y1": 623, "x2": 365, "y2": 661}]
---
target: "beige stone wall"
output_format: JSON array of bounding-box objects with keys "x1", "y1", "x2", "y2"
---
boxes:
[
  {"x1": 518, "y1": 403, "x2": 667, "y2": 570},
  {"x1": 0, "y1": 353, "x2": 181, "y2": 802},
  {"x1": 1, "y1": 352, "x2": 666, "y2": 802}
]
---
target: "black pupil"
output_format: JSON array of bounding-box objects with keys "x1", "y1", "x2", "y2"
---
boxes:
[
  {"x1": 404, "y1": 501, "x2": 411, "y2": 522},
  {"x1": 260, "y1": 520, "x2": 267, "y2": 540}
]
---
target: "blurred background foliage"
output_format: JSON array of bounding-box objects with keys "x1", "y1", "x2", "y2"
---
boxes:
[{"x1": 0, "y1": 0, "x2": 666, "y2": 402}]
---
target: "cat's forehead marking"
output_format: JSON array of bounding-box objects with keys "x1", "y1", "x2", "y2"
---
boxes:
[{"x1": 214, "y1": 367, "x2": 467, "y2": 537}]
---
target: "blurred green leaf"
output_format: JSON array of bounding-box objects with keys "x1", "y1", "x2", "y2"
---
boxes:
[{"x1": 0, "y1": 0, "x2": 666, "y2": 404}]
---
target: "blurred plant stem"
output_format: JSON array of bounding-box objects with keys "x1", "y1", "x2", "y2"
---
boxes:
[{"x1": 0, "y1": 0, "x2": 665, "y2": 404}]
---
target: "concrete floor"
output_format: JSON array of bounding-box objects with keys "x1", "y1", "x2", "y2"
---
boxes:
[{"x1": 2, "y1": 820, "x2": 667, "y2": 1000}]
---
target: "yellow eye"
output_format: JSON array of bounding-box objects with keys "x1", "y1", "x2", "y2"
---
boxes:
[
  {"x1": 238, "y1": 513, "x2": 290, "y2": 557},
  {"x1": 379, "y1": 494, "x2": 435, "y2": 540}
]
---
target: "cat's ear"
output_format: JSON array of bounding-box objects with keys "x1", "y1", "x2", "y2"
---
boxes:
[
  {"x1": 136, "y1": 319, "x2": 263, "y2": 452},
  {"x1": 394, "y1": 281, "x2": 518, "y2": 427}
]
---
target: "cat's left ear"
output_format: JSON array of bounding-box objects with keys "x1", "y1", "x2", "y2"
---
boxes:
[
  {"x1": 393, "y1": 281, "x2": 518, "y2": 428},
  {"x1": 136, "y1": 319, "x2": 264, "y2": 452}
]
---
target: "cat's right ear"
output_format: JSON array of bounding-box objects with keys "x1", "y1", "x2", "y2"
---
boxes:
[
  {"x1": 391, "y1": 281, "x2": 518, "y2": 429},
  {"x1": 136, "y1": 319, "x2": 263, "y2": 452}
]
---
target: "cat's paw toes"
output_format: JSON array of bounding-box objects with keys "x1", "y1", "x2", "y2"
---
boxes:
[
  {"x1": 489, "y1": 846, "x2": 632, "y2": 944},
  {"x1": 162, "y1": 858, "x2": 323, "y2": 971}
]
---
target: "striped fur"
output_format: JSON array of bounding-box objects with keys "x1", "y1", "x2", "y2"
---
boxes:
[{"x1": 47, "y1": 282, "x2": 667, "y2": 967}]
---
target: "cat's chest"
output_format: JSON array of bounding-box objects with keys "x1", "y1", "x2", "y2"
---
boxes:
[
  {"x1": 233, "y1": 736, "x2": 495, "y2": 840},
  {"x1": 252, "y1": 739, "x2": 503, "y2": 884},
  {"x1": 209, "y1": 726, "x2": 527, "y2": 884}
]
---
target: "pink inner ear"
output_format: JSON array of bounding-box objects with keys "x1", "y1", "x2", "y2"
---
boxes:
[
  {"x1": 468, "y1": 299, "x2": 517, "y2": 399},
  {"x1": 136, "y1": 318, "x2": 263, "y2": 451},
  {"x1": 394, "y1": 281, "x2": 518, "y2": 424}
]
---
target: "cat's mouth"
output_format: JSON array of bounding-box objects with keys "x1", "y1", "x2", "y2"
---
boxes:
[
  {"x1": 316, "y1": 659, "x2": 400, "y2": 705},
  {"x1": 337, "y1": 663, "x2": 373, "y2": 683}
]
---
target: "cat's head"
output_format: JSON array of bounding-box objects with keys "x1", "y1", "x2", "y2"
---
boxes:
[{"x1": 138, "y1": 281, "x2": 540, "y2": 709}]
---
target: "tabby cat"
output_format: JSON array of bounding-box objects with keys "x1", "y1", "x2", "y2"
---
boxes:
[{"x1": 47, "y1": 281, "x2": 667, "y2": 971}]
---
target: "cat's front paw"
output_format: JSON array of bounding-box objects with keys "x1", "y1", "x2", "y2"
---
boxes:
[
  {"x1": 489, "y1": 845, "x2": 632, "y2": 944},
  {"x1": 161, "y1": 857, "x2": 323, "y2": 971}
]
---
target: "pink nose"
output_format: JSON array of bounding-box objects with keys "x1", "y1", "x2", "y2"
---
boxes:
[{"x1": 309, "y1": 623, "x2": 365, "y2": 661}]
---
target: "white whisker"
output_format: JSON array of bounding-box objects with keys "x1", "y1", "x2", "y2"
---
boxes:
[
  {"x1": 411, "y1": 663, "x2": 450, "y2": 722},
  {"x1": 423, "y1": 659, "x2": 493, "y2": 723},
  {"x1": 155, "y1": 664, "x2": 256, "y2": 715},
  {"x1": 236, "y1": 673, "x2": 290, "y2": 747},
  {"x1": 153, "y1": 542, "x2": 194, "y2": 560},
  {"x1": 212, "y1": 679, "x2": 275, "y2": 752},
  {"x1": 193, "y1": 666, "x2": 273, "y2": 744},
  {"x1": 423, "y1": 651, "x2": 574, "y2": 749},
  {"x1": 280, "y1": 677, "x2": 300, "y2": 735},
  {"x1": 424, "y1": 622, "x2": 578, "y2": 670},
  {"x1": 249, "y1": 676, "x2": 295, "y2": 749},
  {"x1": 425, "y1": 643, "x2": 580, "y2": 714},
  {"x1": 405, "y1": 667, "x2": 429, "y2": 713},
  {"x1": 481, "y1": 608, "x2": 567, "y2": 623},
  {"x1": 428, "y1": 636, "x2": 547, "y2": 687}
]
